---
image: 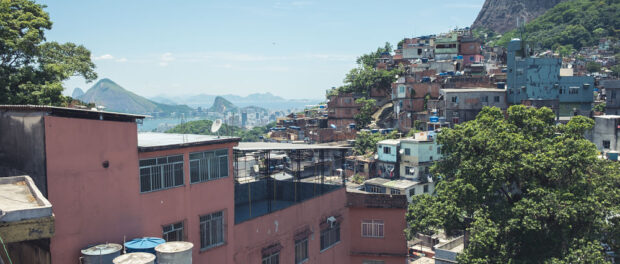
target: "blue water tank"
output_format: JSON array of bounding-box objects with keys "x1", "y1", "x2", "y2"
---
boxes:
[
  {"x1": 430, "y1": 116, "x2": 439, "y2": 123},
  {"x1": 607, "y1": 151, "x2": 618, "y2": 161},
  {"x1": 349, "y1": 123, "x2": 356, "y2": 129},
  {"x1": 371, "y1": 129, "x2": 379, "y2": 134},
  {"x1": 125, "y1": 237, "x2": 165, "y2": 255},
  {"x1": 421, "y1": 58, "x2": 429, "y2": 63}
]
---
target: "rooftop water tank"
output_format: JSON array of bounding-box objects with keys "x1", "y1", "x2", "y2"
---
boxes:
[
  {"x1": 113, "y1": 252, "x2": 156, "y2": 264},
  {"x1": 125, "y1": 237, "x2": 165, "y2": 255},
  {"x1": 155, "y1": 242, "x2": 193, "y2": 264},
  {"x1": 81, "y1": 243, "x2": 123, "y2": 264},
  {"x1": 430, "y1": 116, "x2": 439, "y2": 123}
]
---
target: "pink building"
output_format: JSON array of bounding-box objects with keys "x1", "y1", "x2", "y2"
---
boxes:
[{"x1": 0, "y1": 105, "x2": 410, "y2": 264}]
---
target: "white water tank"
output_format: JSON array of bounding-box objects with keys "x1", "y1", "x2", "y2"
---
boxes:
[
  {"x1": 155, "y1": 241, "x2": 193, "y2": 264},
  {"x1": 113, "y1": 252, "x2": 156, "y2": 264},
  {"x1": 81, "y1": 243, "x2": 123, "y2": 264}
]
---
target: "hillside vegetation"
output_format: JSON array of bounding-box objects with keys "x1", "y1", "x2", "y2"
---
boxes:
[
  {"x1": 167, "y1": 120, "x2": 275, "y2": 142},
  {"x1": 494, "y1": 0, "x2": 619, "y2": 50}
]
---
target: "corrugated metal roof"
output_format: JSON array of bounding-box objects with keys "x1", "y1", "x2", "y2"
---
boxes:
[{"x1": 0, "y1": 105, "x2": 147, "y2": 121}]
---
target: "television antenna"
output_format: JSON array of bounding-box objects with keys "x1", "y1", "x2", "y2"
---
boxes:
[{"x1": 211, "y1": 119, "x2": 223, "y2": 138}]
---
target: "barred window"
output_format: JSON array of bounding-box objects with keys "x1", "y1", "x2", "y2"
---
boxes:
[
  {"x1": 139, "y1": 155, "x2": 184, "y2": 193},
  {"x1": 363, "y1": 260, "x2": 385, "y2": 264},
  {"x1": 200, "y1": 211, "x2": 224, "y2": 250},
  {"x1": 320, "y1": 222, "x2": 340, "y2": 250},
  {"x1": 390, "y1": 189, "x2": 401, "y2": 195},
  {"x1": 163, "y1": 221, "x2": 184, "y2": 242},
  {"x1": 362, "y1": 220, "x2": 384, "y2": 238},
  {"x1": 262, "y1": 252, "x2": 279, "y2": 264},
  {"x1": 295, "y1": 238, "x2": 308, "y2": 264},
  {"x1": 189, "y1": 149, "x2": 229, "y2": 184}
]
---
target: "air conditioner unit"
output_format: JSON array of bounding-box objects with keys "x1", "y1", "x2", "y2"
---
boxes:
[{"x1": 327, "y1": 216, "x2": 337, "y2": 228}]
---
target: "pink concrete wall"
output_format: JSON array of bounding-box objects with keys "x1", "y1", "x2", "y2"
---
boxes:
[
  {"x1": 348, "y1": 207, "x2": 408, "y2": 264},
  {"x1": 44, "y1": 116, "x2": 237, "y2": 264},
  {"x1": 233, "y1": 188, "x2": 349, "y2": 263}
]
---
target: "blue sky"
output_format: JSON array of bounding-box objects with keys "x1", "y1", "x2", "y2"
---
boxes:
[{"x1": 41, "y1": 0, "x2": 485, "y2": 100}]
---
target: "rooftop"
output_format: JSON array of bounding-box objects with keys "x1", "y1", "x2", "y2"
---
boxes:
[
  {"x1": 0, "y1": 104, "x2": 146, "y2": 122},
  {"x1": 383, "y1": 179, "x2": 422, "y2": 189},
  {"x1": 0, "y1": 175, "x2": 52, "y2": 222},
  {"x1": 138, "y1": 132, "x2": 240, "y2": 152},
  {"x1": 441, "y1": 88, "x2": 506, "y2": 93},
  {"x1": 377, "y1": 139, "x2": 401, "y2": 145},
  {"x1": 595, "y1": 115, "x2": 620, "y2": 119},
  {"x1": 235, "y1": 142, "x2": 350, "y2": 151}
]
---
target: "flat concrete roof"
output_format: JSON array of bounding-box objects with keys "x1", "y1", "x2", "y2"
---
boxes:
[
  {"x1": 0, "y1": 176, "x2": 52, "y2": 222},
  {"x1": 595, "y1": 115, "x2": 620, "y2": 119},
  {"x1": 365, "y1": 177, "x2": 391, "y2": 185},
  {"x1": 383, "y1": 179, "x2": 422, "y2": 189},
  {"x1": 378, "y1": 139, "x2": 401, "y2": 145},
  {"x1": 235, "y1": 142, "x2": 350, "y2": 151},
  {"x1": 442, "y1": 88, "x2": 506, "y2": 93},
  {"x1": 138, "y1": 132, "x2": 240, "y2": 152}
]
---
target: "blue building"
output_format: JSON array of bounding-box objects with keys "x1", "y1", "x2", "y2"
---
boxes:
[{"x1": 507, "y1": 39, "x2": 594, "y2": 116}]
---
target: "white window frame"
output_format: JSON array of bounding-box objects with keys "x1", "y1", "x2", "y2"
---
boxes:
[
  {"x1": 200, "y1": 211, "x2": 225, "y2": 250},
  {"x1": 163, "y1": 221, "x2": 184, "y2": 242},
  {"x1": 320, "y1": 222, "x2": 340, "y2": 251},
  {"x1": 262, "y1": 252, "x2": 279, "y2": 264},
  {"x1": 139, "y1": 155, "x2": 184, "y2": 193},
  {"x1": 190, "y1": 149, "x2": 229, "y2": 184},
  {"x1": 295, "y1": 238, "x2": 308, "y2": 264},
  {"x1": 361, "y1": 220, "x2": 384, "y2": 238}
]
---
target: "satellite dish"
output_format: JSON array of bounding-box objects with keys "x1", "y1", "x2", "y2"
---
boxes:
[{"x1": 211, "y1": 119, "x2": 223, "y2": 133}]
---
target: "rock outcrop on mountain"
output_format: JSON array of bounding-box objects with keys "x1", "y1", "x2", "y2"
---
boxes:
[{"x1": 472, "y1": 0, "x2": 567, "y2": 33}]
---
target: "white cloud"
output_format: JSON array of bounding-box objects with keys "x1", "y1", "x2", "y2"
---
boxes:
[
  {"x1": 116, "y1": 57, "x2": 128, "y2": 62},
  {"x1": 159, "y1": 52, "x2": 175, "y2": 67},
  {"x1": 93, "y1": 54, "x2": 115, "y2": 60}
]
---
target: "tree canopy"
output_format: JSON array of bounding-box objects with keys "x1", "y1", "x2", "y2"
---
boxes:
[
  {"x1": 493, "y1": 0, "x2": 619, "y2": 50},
  {"x1": 327, "y1": 43, "x2": 403, "y2": 98},
  {"x1": 406, "y1": 105, "x2": 620, "y2": 263},
  {"x1": 354, "y1": 97, "x2": 376, "y2": 129},
  {"x1": 0, "y1": 0, "x2": 97, "y2": 105},
  {"x1": 167, "y1": 120, "x2": 275, "y2": 142}
]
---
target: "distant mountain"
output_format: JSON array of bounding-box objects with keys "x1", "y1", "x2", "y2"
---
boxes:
[
  {"x1": 207, "y1": 96, "x2": 238, "y2": 113},
  {"x1": 71, "y1": 87, "x2": 85, "y2": 98},
  {"x1": 149, "y1": 95, "x2": 178, "y2": 105},
  {"x1": 472, "y1": 0, "x2": 567, "y2": 33},
  {"x1": 152, "y1": 92, "x2": 321, "y2": 111},
  {"x1": 80, "y1": 78, "x2": 193, "y2": 114}
]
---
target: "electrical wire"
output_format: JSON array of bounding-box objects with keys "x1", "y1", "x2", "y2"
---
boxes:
[{"x1": 0, "y1": 234, "x2": 13, "y2": 264}]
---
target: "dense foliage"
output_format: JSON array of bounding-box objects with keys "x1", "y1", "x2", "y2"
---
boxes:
[
  {"x1": 354, "y1": 97, "x2": 376, "y2": 129},
  {"x1": 327, "y1": 43, "x2": 403, "y2": 98},
  {"x1": 167, "y1": 120, "x2": 275, "y2": 142},
  {"x1": 353, "y1": 130, "x2": 400, "y2": 156},
  {"x1": 494, "y1": 0, "x2": 619, "y2": 50},
  {"x1": 0, "y1": 0, "x2": 97, "y2": 105},
  {"x1": 406, "y1": 106, "x2": 620, "y2": 263}
]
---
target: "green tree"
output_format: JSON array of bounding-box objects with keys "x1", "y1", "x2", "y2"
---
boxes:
[
  {"x1": 406, "y1": 106, "x2": 620, "y2": 263},
  {"x1": 167, "y1": 120, "x2": 275, "y2": 142},
  {"x1": 353, "y1": 130, "x2": 400, "y2": 156},
  {"x1": 587, "y1": 61, "x2": 602, "y2": 73},
  {"x1": 354, "y1": 97, "x2": 376, "y2": 129},
  {"x1": 356, "y1": 42, "x2": 392, "y2": 68},
  {"x1": 0, "y1": 0, "x2": 97, "y2": 105}
]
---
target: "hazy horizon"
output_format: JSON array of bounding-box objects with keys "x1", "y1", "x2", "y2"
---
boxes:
[{"x1": 42, "y1": 0, "x2": 485, "y2": 100}]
